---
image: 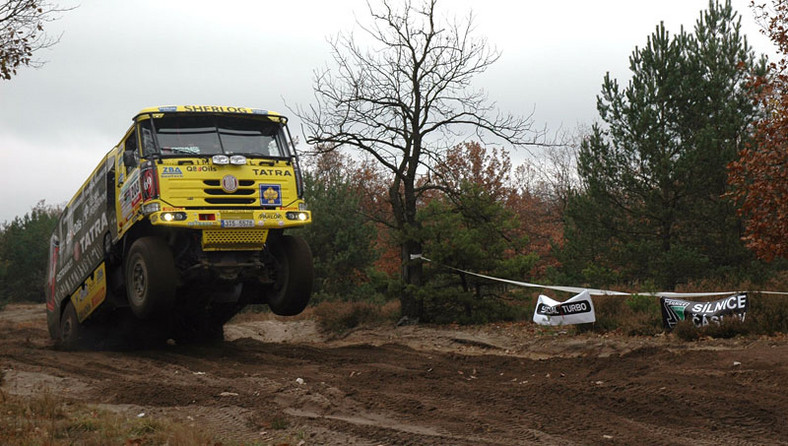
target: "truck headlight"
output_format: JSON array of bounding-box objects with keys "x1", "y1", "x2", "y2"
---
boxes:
[
  {"x1": 230, "y1": 155, "x2": 247, "y2": 165},
  {"x1": 142, "y1": 202, "x2": 160, "y2": 215},
  {"x1": 212, "y1": 155, "x2": 230, "y2": 165},
  {"x1": 285, "y1": 211, "x2": 309, "y2": 221},
  {"x1": 162, "y1": 212, "x2": 187, "y2": 222}
]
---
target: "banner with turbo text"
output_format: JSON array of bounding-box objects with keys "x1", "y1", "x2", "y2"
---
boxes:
[{"x1": 533, "y1": 290, "x2": 596, "y2": 326}]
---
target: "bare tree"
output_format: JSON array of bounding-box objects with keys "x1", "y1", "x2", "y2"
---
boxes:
[
  {"x1": 296, "y1": 0, "x2": 539, "y2": 319},
  {"x1": 514, "y1": 128, "x2": 583, "y2": 210},
  {"x1": 0, "y1": 0, "x2": 70, "y2": 80}
]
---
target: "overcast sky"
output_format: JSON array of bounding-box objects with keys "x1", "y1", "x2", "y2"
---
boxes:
[{"x1": 0, "y1": 0, "x2": 775, "y2": 223}]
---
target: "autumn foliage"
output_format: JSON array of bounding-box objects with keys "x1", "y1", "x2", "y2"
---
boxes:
[
  {"x1": 299, "y1": 141, "x2": 566, "y2": 312},
  {"x1": 728, "y1": 1, "x2": 788, "y2": 261},
  {"x1": 0, "y1": 1, "x2": 68, "y2": 80},
  {"x1": 432, "y1": 142, "x2": 563, "y2": 275}
]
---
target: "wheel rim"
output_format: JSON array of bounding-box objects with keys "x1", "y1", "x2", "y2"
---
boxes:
[
  {"x1": 61, "y1": 317, "x2": 73, "y2": 341},
  {"x1": 131, "y1": 259, "x2": 147, "y2": 305}
]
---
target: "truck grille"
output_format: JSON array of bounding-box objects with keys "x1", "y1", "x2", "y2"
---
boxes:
[
  {"x1": 205, "y1": 197, "x2": 257, "y2": 205},
  {"x1": 202, "y1": 180, "x2": 258, "y2": 205},
  {"x1": 201, "y1": 229, "x2": 268, "y2": 251}
]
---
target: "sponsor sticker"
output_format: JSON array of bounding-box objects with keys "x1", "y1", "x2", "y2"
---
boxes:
[
  {"x1": 221, "y1": 175, "x2": 239, "y2": 193},
  {"x1": 161, "y1": 166, "x2": 183, "y2": 177},
  {"x1": 183, "y1": 105, "x2": 260, "y2": 114},
  {"x1": 70, "y1": 262, "x2": 107, "y2": 322},
  {"x1": 260, "y1": 184, "x2": 282, "y2": 206},
  {"x1": 186, "y1": 165, "x2": 216, "y2": 172}
]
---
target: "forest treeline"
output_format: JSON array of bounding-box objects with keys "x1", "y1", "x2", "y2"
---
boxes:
[{"x1": 1, "y1": 0, "x2": 786, "y2": 324}]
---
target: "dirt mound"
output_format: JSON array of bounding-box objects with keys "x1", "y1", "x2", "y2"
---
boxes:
[{"x1": 2, "y1": 303, "x2": 787, "y2": 445}]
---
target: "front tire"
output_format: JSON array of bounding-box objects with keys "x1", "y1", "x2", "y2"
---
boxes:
[
  {"x1": 59, "y1": 301, "x2": 83, "y2": 350},
  {"x1": 124, "y1": 236, "x2": 177, "y2": 319},
  {"x1": 267, "y1": 235, "x2": 314, "y2": 316}
]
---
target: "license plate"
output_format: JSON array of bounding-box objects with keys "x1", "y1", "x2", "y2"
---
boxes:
[{"x1": 221, "y1": 219, "x2": 254, "y2": 228}]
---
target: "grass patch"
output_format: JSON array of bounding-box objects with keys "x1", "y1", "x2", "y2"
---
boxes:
[
  {"x1": 746, "y1": 292, "x2": 788, "y2": 334},
  {"x1": 669, "y1": 292, "x2": 788, "y2": 340},
  {"x1": 0, "y1": 388, "x2": 218, "y2": 446},
  {"x1": 672, "y1": 316, "x2": 752, "y2": 341},
  {"x1": 225, "y1": 273, "x2": 788, "y2": 339},
  {"x1": 304, "y1": 288, "x2": 788, "y2": 338},
  {"x1": 582, "y1": 294, "x2": 664, "y2": 336},
  {"x1": 590, "y1": 292, "x2": 788, "y2": 339},
  {"x1": 312, "y1": 300, "x2": 400, "y2": 334},
  {"x1": 537, "y1": 288, "x2": 788, "y2": 339}
]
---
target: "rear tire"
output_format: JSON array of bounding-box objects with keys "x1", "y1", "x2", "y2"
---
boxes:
[
  {"x1": 267, "y1": 235, "x2": 313, "y2": 316},
  {"x1": 124, "y1": 236, "x2": 177, "y2": 319}
]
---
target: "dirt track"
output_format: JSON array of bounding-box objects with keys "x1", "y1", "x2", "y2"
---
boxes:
[{"x1": 2, "y1": 303, "x2": 787, "y2": 445}]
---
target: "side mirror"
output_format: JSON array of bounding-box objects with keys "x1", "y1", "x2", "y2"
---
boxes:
[{"x1": 123, "y1": 150, "x2": 140, "y2": 169}]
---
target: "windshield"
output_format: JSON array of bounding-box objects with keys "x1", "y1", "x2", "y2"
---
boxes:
[{"x1": 140, "y1": 115, "x2": 289, "y2": 158}]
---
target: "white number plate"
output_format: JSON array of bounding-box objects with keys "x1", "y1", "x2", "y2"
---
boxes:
[{"x1": 221, "y1": 219, "x2": 255, "y2": 228}]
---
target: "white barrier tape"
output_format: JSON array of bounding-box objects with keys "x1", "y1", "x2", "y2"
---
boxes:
[{"x1": 411, "y1": 255, "x2": 788, "y2": 297}]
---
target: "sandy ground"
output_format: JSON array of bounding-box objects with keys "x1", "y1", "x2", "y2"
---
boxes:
[{"x1": 1, "y1": 303, "x2": 787, "y2": 445}]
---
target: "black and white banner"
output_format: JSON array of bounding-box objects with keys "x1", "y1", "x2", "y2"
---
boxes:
[
  {"x1": 533, "y1": 290, "x2": 596, "y2": 326},
  {"x1": 660, "y1": 293, "x2": 749, "y2": 330}
]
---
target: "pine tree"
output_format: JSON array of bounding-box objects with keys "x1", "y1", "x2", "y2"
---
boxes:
[
  {"x1": 297, "y1": 151, "x2": 379, "y2": 300},
  {"x1": 563, "y1": 1, "x2": 766, "y2": 289}
]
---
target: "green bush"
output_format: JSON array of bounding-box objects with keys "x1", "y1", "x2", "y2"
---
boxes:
[
  {"x1": 0, "y1": 201, "x2": 60, "y2": 303},
  {"x1": 625, "y1": 293, "x2": 660, "y2": 314},
  {"x1": 417, "y1": 283, "x2": 530, "y2": 325},
  {"x1": 309, "y1": 268, "x2": 391, "y2": 305}
]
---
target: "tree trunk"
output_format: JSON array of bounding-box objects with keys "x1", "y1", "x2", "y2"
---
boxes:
[
  {"x1": 397, "y1": 173, "x2": 423, "y2": 320},
  {"x1": 399, "y1": 238, "x2": 423, "y2": 320}
]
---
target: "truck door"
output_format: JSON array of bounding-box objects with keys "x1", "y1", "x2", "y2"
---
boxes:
[{"x1": 116, "y1": 128, "x2": 143, "y2": 235}]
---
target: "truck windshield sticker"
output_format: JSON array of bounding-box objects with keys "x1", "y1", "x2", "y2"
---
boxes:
[{"x1": 168, "y1": 146, "x2": 200, "y2": 154}]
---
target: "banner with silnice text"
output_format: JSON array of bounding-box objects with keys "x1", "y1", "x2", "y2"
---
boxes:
[
  {"x1": 660, "y1": 293, "x2": 748, "y2": 330},
  {"x1": 533, "y1": 290, "x2": 596, "y2": 326}
]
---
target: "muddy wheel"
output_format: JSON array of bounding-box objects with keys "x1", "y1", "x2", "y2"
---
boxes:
[
  {"x1": 267, "y1": 235, "x2": 313, "y2": 316},
  {"x1": 59, "y1": 301, "x2": 83, "y2": 350},
  {"x1": 124, "y1": 236, "x2": 177, "y2": 319}
]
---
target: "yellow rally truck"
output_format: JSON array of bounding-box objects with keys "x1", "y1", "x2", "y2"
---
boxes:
[{"x1": 45, "y1": 105, "x2": 313, "y2": 348}]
